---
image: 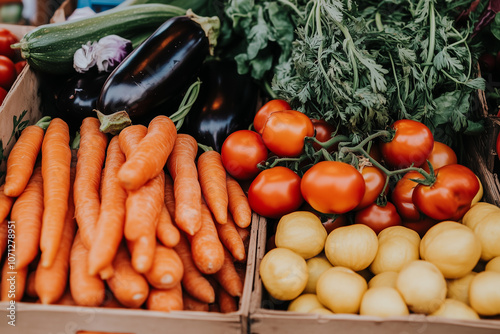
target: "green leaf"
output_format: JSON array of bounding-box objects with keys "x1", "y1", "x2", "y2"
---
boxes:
[{"x1": 491, "y1": 12, "x2": 500, "y2": 41}]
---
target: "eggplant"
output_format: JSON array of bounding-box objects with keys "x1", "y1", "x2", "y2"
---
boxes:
[
  {"x1": 96, "y1": 13, "x2": 220, "y2": 133},
  {"x1": 56, "y1": 70, "x2": 110, "y2": 133},
  {"x1": 180, "y1": 59, "x2": 259, "y2": 152}
]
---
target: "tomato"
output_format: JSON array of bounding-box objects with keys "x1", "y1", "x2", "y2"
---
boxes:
[
  {"x1": 412, "y1": 164, "x2": 480, "y2": 221},
  {"x1": 14, "y1": 60, "x2": 26, "y2": 76},
  {"x1": 261, "y1": 110, "x2": 314, "y2": 157},
  {"x1": 354, "y1": 201, "x2": 402, "y2": 234},
  {"x1": 253, "y1": 99, "x2": 291, "y2": 134},
  {"x1": 391, "y1": 170, "x2": 426, "y2": 221},
  {"x1": 301, "y1": 161, "x2": 365, "y2": 214},
  {"x1": 0, "y1": 28, "x2": 19, "y2": 59},
  {"x1": 403, "y1": 216, "x2": 437, "y2": 237},
  {"x1": 354, "y1": 166, "x2": 387, "y2": 210},
  {"x1": 0, "y1": 55, "x2": 16, "y2": 91},
  {"x1": 247, "y1": 166, "x2": 303, "y2": 219},
  {"x1": 0, "y1": 86, "x2": 7, "y2": 106},
  {"x1": 311, "y1": 118, "x2": 338, "y2": 151},
  {"x1": 221, "y1": 130, "x2": 268, "y2": 180},
  {"x1": 420, "y1": 141, "x2": 457, "y2": 173},
  {"x1": 380, "y1": 119, "x2": 434, "y2": 169},
  {"x1": 322, "y1": 214, "x2": 347, "y2": 234}
]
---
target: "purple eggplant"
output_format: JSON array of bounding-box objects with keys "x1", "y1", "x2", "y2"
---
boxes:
[
  {"x1": 180, "y1": 59, "x2": 259, "y2": 152},
  {"x1": 95, "y1": 12, "x2": 220, "y2": 133}
]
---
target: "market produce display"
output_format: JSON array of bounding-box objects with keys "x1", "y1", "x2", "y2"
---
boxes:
[{"x1": 0, "y1": 0, "x2": 499, "y2": 332}]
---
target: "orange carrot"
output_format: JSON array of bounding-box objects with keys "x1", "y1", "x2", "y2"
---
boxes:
[
  {"x1": 145, "y1": 243, "x2": 184, "y2": 290},
  {"x1": 124, "y1": 170, "x2": 165, "y2": 243},
  {"x1": 88, "y1": 136, "x2": 127, "y2": 277},
  {"x1": 197, "y1": 148, "x2": 228, "y2": 225},
  {"x1": 174, "y1": 233, "x2": 215, "y2": 304},
  {"x1": 39, "y1": 118, "x2": 72, "y2": 268},
  {"x1": 235, "y1": 225, "x2": 251, "y2": 250},
  {"x1": 189, "y1": 199, "x2": 224, "y2": 274},
  {"x1": 35, "y1": 188, "x2": 76, "y2": 304},
  {"x1": 118, "y1": 124, "x2": 147, "y2": 158},
  {"x1": 146, "y1": 283, "x2": 183, "y2": 312},
  {"x1": 127, "y1": 234, "x2": 156, "y2": 274},
  {"x1": 3, "y1": 116, "x2": 50, "y2": 197},
  {"x1": 74, "y1": 117, "x2": 108, "y2": 250},
  {"x1": 10, "y1": 166, "x2": 43, "y2": 270},
  {"x1": 106, "y1": 243, "x2": 149, "y2": 308},
  {"x1": 157, "y1": 204, "x2": 180, "y2": 248},
  {"x1": 163, "y1": 173, "x2": 176, "y2": 220},
  {"x1": 1, "y1": 260, "x2": 28, "y2": 301},
  {"x1": 166, "y1": 134, "x2": 202, "y2": 236},
  {"x1": 213, "y1": 247, "x2": 243, "y2": 298},
  {"x1": 217, "y1": 283, "x2": 239, "y2": 313},
  {"x1": 183, "y1": 293, "x2": 210, "y2": 312},
  {"x1": 0, "y1": 220, "x2": 8, "y2": 260},
  {"x1": 215, "y1": 212, "x2": 246, "y2": 262},
  {"x1": 55, "y1": 290, "x2": 76, "y2": 306},
  {"x1": 70, "y1": 232, "x2": 106, "y2": 307},
  {"x1": 0, "y1": 184, "x2": 14, "y2": 223},
  {"x1": 226, "y1": 174, "x2": 252, "y2": 228},
  {"x1": 118, "y1": 115, "x2": 177, "y2": 190}
]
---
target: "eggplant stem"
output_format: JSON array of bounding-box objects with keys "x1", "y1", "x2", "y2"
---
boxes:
[{"x1": 95, "y1": 109, "x2": 132, "y2": 135}]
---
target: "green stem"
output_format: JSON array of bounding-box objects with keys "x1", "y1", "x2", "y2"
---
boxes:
[
  {"x1": 170, "y1": 78, "x2": 202, "y2": 130},
  {"x1": 332, "y1": 19, "x2": 359, "y2": 91},
  {"x1": 306, "y1": 134, "x2": 350, "y2": 151},
  {"x1": 35, "y1": 116, "x2": 51, "y2": 130},
  {"x1": 375, "y1": 12, "x2": 384, "y2": 32},
  {"x1": 277, "y1": 0, "x2": 305, "y2": 20},
  {"x1": 388, "y1": 52, "x2": 408, "y2": 118},
  {"x1": 315, "y1": 3, "x2": 337, "y2": 93},
  {"x1": 71, "y1": 132, "x2": 81, "y2": 150},
  {"x1": 422, "y1": 0, "x2": 436, "y2": 77},
  {"x1": 198, "y1": 142, "x2": 214, "y2": 152}
]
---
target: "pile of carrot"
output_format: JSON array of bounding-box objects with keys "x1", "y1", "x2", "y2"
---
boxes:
[{"x1": 0, "y1": 115, "x2": 253, "y2": 313}]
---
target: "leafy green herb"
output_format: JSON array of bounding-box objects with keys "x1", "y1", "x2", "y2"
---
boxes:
[{"x1": 7, "y1": 109, "x2": 29, "y2": 146}]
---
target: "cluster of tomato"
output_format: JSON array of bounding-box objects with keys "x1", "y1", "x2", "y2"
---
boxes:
[
  {"x1": 0, "y1": 28, "x2": 27, "y2": 105},
  {"x1": 220, "y1": 99, "x2": 482, "y2": 237}
]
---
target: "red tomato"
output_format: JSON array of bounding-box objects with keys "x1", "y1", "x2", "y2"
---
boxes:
[
  {"x1": 354, "y1": 166, "x2": 387, "y2": 210},
  {"x1": 0, "y1": 28, "x2": 19, "y2": 59},
  {"x1": 0, "y1": 55, "x2": 17, "y2": 90},
  {"x1": 247, "y1": 166, "x2": 303, "y2": 219},
  {"x1": 322, "y1": 214, "x2": 347, "y2": 234},
  {"x1": 412, "y1": 164, "x2": 480, "y2": 221},
  {"x1": 0, "y1": 86, "x2": 7, "y2": 105},
  {"x1": 380, "y1": 119, "x2": 434, "y2": 169},
  {"x1": 311, "y1": 118, "x2": 338, "y2": 151},
  {"x1": 403, "y1": 216, "x2": 437, "y2": 238},
  {"x1": 253, "y1": 99, "x2": 291, "y2": 134},
  {"x1": 261, "y1": 110, "x2": 315, "y2": 157},
  {"x1": 14, "y1": 60, "x2": 26, "y2": 76},
  {"x1": 354, "y1": 201, "x2": 402, "y2": 234},
  {"x1": 221, "y1": 130, "x2": 268, "y2": 180},
  {"x1": 420, "y1": 141, "x2": 457, "y2": 173},
  {"x1": 301, "y1": 161, "x2": 365, "y2": 214},
  {"x1": 391, "y1": 170, "x2": 426, "y2": 221}
]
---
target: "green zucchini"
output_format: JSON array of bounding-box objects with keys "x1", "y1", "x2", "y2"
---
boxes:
[{"x1": 11, "y1": 4, "x2": 187, "y2": 74}]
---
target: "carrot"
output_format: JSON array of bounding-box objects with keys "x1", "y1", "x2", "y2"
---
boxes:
[
  {"x1": 174, "y1": 233, "x2": 215, "y2": 304},
  {"x1": 157, "y1": 204, "x2": 180, "y2": 248},
  {"x1": 146, "y1": 283, "x2": 183, "y2": 312},
  {"x1": 0, "y1": 219, "x2": 8, "y2": 260},
  {"x1": 166, "y1": 134, "x2": 202, "y2": 236},
  {"x1": 213, "y1": 247, "x2": 243, "y2": 297},
  {"x1": 215, "y1": 211, "x2": 246, "y2": 262},
  {"x1": 74, "y1": 117, "x2": 108, "y2": 249},
  {"x1": 88, "y1": 136, "x2": 127, "y2": 277},
  {"x1": 39, "y1": 118, "x2": 72, "y2": 268},
  {"x1": 163, "y1": 173, "x2": 176, "y2": 220},
  {"x1": 145, "y1": 243, "x2": 184, "y2": 290},
  {"x1": 0, "y1": 185, "x2": 14, "y2": 223},
  {"x1": 55, "y1": 290, "x2": 76, "y2": 306},
  {"x1": 0, "y1": 258, "x2": 28, "y2": 301},
  {"x1": 217, "y1": 283, "x2": 239, "y2": 313},
  {"x1": 10, "y1": 166, "x2": 43, "y2": 270},
  {"x1": 124, "y1": 170, "x2": 165, "y2": 243},
  {"x1": 235, "y1": 225, "x2": 251, "y2": 250},
  {"x1": 3, "y1": 116, "x2": 50, "y2": 197},
  {"x1": 127, "y1": 233, "x2": 156, "y2": 274},
  {"x1": 197, "y1": 147, "x2": 228, "y2": 225},
  {"x1": 118, "y1": 124, "x2": 147, "y2": 158},
  {"x1": 36, "y1": 165, "x2": 76, "y2": 304},
  {"x1": 106, "y1": 243, "x2": 149, "y2": 308},
  {"x1": 70, "y1": 232, "x2": 106, "y2": 307},
  {"x1": 189, "y1": 199, "x2": 224, "y2": 275},
  {"x1": 226, "y1": 174, "x2": 252, "y2": 228},
  {"x1": 118, "y1": 115, "x2": 177, "y2": 190},
  {"x1": 183, "y1": 293, "x2": 210, "y2": 312}
]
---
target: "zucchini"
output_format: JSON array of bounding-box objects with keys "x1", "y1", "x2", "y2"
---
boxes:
[{"x1": 11, "y1": 4, "x2": 187, "y2": 74}]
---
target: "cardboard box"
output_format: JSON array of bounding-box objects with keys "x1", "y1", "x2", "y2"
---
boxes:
[{"x1": 249, "y1": 214, "x2": 500, "y2": 334}]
